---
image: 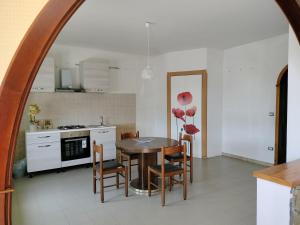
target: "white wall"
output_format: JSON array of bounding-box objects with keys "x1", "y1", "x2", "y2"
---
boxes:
[
  {"x1": 48, "y1": 44, "x2": 145, "y2": 94},
  {"x1": 287, "y1": 27, "x2": 300, "y2": 162},
  {"x1": 207, "y1": 49, "x2": 224, "y2": 157},
  {"x1": 136, "y1": 54, "x2": 166, "y2": 137},
  {"x1": 222, "y1": 34, "x2": 288, "y2": 163}
]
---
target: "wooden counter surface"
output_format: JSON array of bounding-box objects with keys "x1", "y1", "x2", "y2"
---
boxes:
[{"x1": 253, "y1": 159, "x2": 300, "y2": 188}]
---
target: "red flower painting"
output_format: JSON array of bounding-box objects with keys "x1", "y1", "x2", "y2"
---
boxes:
[
  {"x1": 172, "y1": 91, "x2": 200, "y2": 140},
  {"x1": 177, "y1": 92, "x2": 192, "y2": 106},
  {"x1": 186, "y1": 106, "x2": 197, "y2": 117},
  {"x1": 183, "y1": 124, "x2": 200, "y2": 135},
  {"x1": 172, "y1": 108, "x2": 186, "y2": 122}
]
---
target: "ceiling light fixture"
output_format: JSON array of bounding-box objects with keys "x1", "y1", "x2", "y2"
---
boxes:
[{"x1": 141, "y1": 22, "x2": 154, "y2": 80}]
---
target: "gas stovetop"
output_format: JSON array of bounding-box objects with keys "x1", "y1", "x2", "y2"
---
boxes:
[{"x1": 57, "y1": 125, "x2": 86, "y2": 130}]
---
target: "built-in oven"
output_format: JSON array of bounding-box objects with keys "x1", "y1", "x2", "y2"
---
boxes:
[{"x1": 60, "y1": 130, "x2": 91, "y2": 167}]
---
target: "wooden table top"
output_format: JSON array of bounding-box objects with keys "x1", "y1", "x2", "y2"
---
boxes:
[
  {"x1": 116, "y1": 137, "x2": 179, "y2": 154},
  {"x1": 253, "y1": 159, "x2": 300, "y2": 188}
]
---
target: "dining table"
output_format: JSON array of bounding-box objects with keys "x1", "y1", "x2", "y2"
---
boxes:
[{"x1": 116, "y1": 137, "x2": 178, "y2": 194}]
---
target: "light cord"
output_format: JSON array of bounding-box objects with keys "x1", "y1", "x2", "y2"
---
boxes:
[{"x1": 146, "y1": 22, "x2": 150, "y2": 67}]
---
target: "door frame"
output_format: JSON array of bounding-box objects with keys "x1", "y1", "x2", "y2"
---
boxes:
[
  {"x1": 0, "y1": 0, "x2": 299, "y2": 224},
  {"x1": 167, "y1": 70, "x2": 208, "y2": 158},
  {"x1": 274, "y1": 65, "x2": 288, "y2": 165}
]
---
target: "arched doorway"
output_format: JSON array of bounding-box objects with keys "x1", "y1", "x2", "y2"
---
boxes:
[
  {"x1": 274, "y1": 65, "x2": 288, "y2": 165},
  {"x1": 0, "y1": 0, "x2": 299, "y2": 225}
]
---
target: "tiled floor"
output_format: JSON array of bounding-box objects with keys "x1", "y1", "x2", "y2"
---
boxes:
[{"x1": 12, "y1": 156, "x2": 263, "y2": 225}]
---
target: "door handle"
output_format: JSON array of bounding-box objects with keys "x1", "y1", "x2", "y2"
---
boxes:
[{"x1": 38, "y1": 136, "x2": 50, "y2": 138}]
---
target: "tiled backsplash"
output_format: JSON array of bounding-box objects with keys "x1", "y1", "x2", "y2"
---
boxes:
[{"x1": 15, "y1": 92, "x2": 136, "y2": 161}]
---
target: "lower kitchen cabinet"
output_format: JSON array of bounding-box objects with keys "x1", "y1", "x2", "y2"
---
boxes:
[
  {"x1": 90, "y1": 127, "x2": 116, "y2": 161},
  {"x1": 26, "y1": 132, "x2": 61, "y2": 173},
  {"x1": 25, "y1": 126, "x2": 117, "y2": 174}
]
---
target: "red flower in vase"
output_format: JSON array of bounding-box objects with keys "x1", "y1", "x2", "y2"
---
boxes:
[
  {"x1": 186, "y1": 106, "x2": 197, "y2": 117},
  {"x1": 183, "y1": 124, "x2": 200, "y2": 135},
  {"x1": 172, "y1": 108, "x2": 186, "y2": 122},
  {"x1": 177, "y1": 92, "x2": 192, "y2": 106}
]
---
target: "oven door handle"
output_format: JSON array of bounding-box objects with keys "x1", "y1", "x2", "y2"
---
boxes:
[{"x1": 64, "y1": 138, "x2": 87, "y2": 142}]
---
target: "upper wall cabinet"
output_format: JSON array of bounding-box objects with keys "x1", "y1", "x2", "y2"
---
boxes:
[
  {"x1": 79, "y1": 59, "x2": 110, "y2": 93},
  {"x1": 31, "y1": 57, "x2": 55, "y2": 92}
]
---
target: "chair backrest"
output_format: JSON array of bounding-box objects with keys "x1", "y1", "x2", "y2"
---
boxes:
[
  {"x1": 179, "y1": 133, "x2": 193, "y2": 157},
  {"x1": 161, "y1": 144, "x2": 187, "y2": 173},
  {"x1": 93, "y1": 141, "x2": 104, "y2": 170},
  {"x1": 121, "y1": 131, "x2": 139, "y2": 140}
]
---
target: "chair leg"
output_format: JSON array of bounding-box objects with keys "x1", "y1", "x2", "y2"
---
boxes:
[
  {"x1": 93, "y1": 170, "x2": 96, "y2": 194},
  {"x1": 169, "y1": 176, "x2": 172, "y2": 192},
  {"x1": 179, "y1": 162, "x2": 182, "y2": 178},
  {"x1": 100, "y1": 175, "x2": 104, "y2": 203},
  {"x1": 128, "y1": 156, "x2": 132, "y2": 181},
  {"x1": 161, "y1": 176, "x2": 165, "y2": 206},
  {"x1": 183, "y1": 172, "x2": 187, "y2": 201},
  {"x1": 148, "y1": 168, "x2": 151, "y2": 197},
  {"x1": 190, "y1": 160, "x2": 193, "y2": 183},
  {"x1": 116, "y1": 172, "x2": 119, "y2": 189},
  {"x1": 125, "y1": 167, "x2": 128, "y2": 197}
]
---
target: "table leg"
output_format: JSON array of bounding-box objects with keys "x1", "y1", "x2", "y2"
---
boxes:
[{"x1": 130, "y1": 152, "x2": 158, "y2": 194}]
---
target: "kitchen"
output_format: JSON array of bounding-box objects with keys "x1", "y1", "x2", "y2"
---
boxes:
[{"x1": 15, "y1": 44, "x2": 142, "y2": 177}]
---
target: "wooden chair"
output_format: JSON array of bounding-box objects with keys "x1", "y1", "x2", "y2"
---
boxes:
[
  {"x1": 92, "y1": 141, "x2": 128, "y2": 203},
  {"x1": 165, "y1": 133, "x2": 193, "y2": 183},
  {"x1": 148, "y1": 144, "x2": 187, "y2": 206},
  {"x1": 120, "y1": 131, "x2": 139, "y2": 181}
]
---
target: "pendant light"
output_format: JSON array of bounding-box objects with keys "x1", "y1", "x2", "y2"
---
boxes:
[{"x1": 141, "y1": 22, "x2": 154, "y2": 80}]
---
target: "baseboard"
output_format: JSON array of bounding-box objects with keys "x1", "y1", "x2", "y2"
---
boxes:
[{"x1": 222, "y1": 152, "x2": 273, "y2": 167}]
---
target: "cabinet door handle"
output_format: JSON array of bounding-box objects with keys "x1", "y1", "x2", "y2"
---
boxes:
[
  {"x1": 38, "y1": 136, "x2": 50, "y2": 138},
  {"x1": 38, "y1": 145, "x2": 51, "y2": 148},
  {"x1": 98, "y1": 131, "x2": 109, "y2": 134}
]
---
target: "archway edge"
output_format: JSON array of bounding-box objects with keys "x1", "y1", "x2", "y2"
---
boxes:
[
  {"x1": 276, "y1": 0, "x2": 300, "y2": 44},
  {"x1": 276, "y1": 65, "x2": 288, "y2": 87},
  {"x1": 274, "y1": 65, "x2": 288, "y2": 165},
  {"x1": 0, "y1": 0, "x2": 84, "y2": 224},
  {"x1": 0, "y1": 0, "x2": 299, "y2": 225}
]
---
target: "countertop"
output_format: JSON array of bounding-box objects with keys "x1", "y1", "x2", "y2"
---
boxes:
[
  {"x1": 26, "y1": 125, "x2": 116, "y2": 134},
  {"x1": 253, "y1": 159, "x2": 300, "y2": 188}
]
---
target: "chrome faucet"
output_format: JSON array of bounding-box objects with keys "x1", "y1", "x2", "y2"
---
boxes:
[{"x1": 100, "y1": 116, "x2": 104, "y2": 126}]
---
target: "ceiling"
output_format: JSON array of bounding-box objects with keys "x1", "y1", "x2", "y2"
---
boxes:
[{"x1": 55, "y1": 0, "x2": 289, "y2": 55}]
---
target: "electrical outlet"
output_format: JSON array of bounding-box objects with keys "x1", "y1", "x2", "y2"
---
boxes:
[{"x1": 267, "y1": 147, "x2": 274, "y2": 151}]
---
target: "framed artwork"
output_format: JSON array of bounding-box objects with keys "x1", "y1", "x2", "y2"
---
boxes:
[{"x1": 167, "y1": 70, "x2": 207, "y2": 158}]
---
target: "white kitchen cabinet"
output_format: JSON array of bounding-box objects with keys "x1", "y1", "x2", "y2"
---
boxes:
[
  {"x1": 90, "y1": 127, "x2": 116, "y2": 161},
  {"x1": 79, "y1": 60, "x2": 110, "y2": 93},
  {"x1": 26, "y1": 132, "x2": 61, "y2": 173},
  {"x1": 31, "y1": 57, "x2": 55, "y2": 92}
]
